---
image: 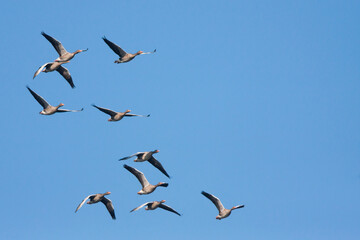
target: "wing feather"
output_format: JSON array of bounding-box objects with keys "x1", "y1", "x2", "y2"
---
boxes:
[
  {"x1": 201, "y1": 191, "x2": 225, "y2": 213},
  {"x1": 41, "y1": 32, "x2": 68, "y2": 56},
  {"x1": 57, "y1": 108, "x2": 83, "y2": 113},
  {"x1": 101, "y1": 197, "x2": 116, "y2": 219},
  {"x1": 119, "y1": 152, "x2": 144, "y2": 161},
  {"x1": 158, "y1": 204, "x2": 181, "y2": 216},
  {"x1": 130, "y1": 202, "x2": 151, "y2": 212},
  {"x1": 75, "y1": 195, "x2": 94, "y2": 213},
  {"x1": 123, "y1": 164, "x2": 149, "y2": 188},
  {"x1": 148, "y1": 156, "x2": 170, "y2": 178},
  {"x1": 92, "y1": 104, "x2": 117, "y2": 117},
  {"x1": 33, "y1": 62, "x2": 52, "y2": 79},
  {"x1": 26, "y1": 86, "x2": 50, "y2": 109},
  {"x1": 124, "y1": 113, "x2": 150, "y2": 117},
  {"x1": 56, "y1": 65, "x2": 75, "y2": 88},
  {"x1": 102, "y1": 36, "x2": 127, "y2": 57}
]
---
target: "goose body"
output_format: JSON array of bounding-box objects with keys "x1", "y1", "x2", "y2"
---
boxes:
[
  {"x1": 130, "y1": 200, "x2": 181, "y2": 216},
  {"x1": 102, "y1": 36, "x2": 155, "y2": 64},
  {"x1": 92, "y1": 104, "x2": 149, "y2": 122},
  {"x1": 123, "y1": 164, "x2": 168, "y2": 195},
  {"x1": 27, "y1": 86, "x2": 83, "y2": 115},
  {"x1": 119, "y1": 150, "x2": 170, "y2": 178},
  {"x1": 201, "y1": 191, "x2": 244, "y2": 220},
  {"x1": 75, "y1": 192, "x2": 115, "y2": 219},
  {"x1": 41, "y1": 32, "x2": 88, "y2": 62}
]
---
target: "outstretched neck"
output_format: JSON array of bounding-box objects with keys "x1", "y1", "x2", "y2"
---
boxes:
[{"x1": 56, "y1": 103, "x2": 64, "y2": 109}]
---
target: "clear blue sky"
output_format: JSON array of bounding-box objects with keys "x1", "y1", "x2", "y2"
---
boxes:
[{"x1": 0, "y1": 0, "x2": 359, "y2": 239}]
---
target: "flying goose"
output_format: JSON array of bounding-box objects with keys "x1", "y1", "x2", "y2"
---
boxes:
[
  {"x1": 119, "y1": 150, "x2": 170, "y2": 178},
  {"x1": 130, "y1": 200, "x2": 181, "y2": 216},
  {"x1": 41, "y1": 32, "x2": 88, "y2": 62},
  {"x1": 123, "y1": 164, "x2": 168, "y2": 195},
  {"x1": 201, "y1": 191, "x2": 244, "y2": 220},
  {"x1": 75, "y1": 192, "x2": 115, "y2": 219},
  {"x1": 33, "y1": 61, "x2": 75, "y2": 88},
  {"x1": 102, "y1": 36, "x2": 156, "y2": 64},
  {"x1": 27, "y1": 86, "x2": 83, "y2": 115},
  {"x1": 92, "y1": 104, "x2": 149, "y2": 122}
]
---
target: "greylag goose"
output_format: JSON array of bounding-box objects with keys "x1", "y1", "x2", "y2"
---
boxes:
[
  {"x1": 92, "y1": 104, "x2": 150, "y2": 122},
  {"x1": 41, "y1": 32, "x2": 88, "y2": 62},
  {"x1": 201, "y1": 191, "x2": 244, "y2": 220},
  {"x1": 27, "y1": 86, "x2": 83, "y2": 115},
  {"x1": 102, "y1": 36, "x2": 156, "y2": 63},
  {"x1": 130, "y1": 200, "x2": 181, "y2": 216},
  {"x1": 75, "y1": 192, "x2": 115, "y2": 219},
  {"x1": 123, "y1": 164, "x2": 168, "y2": 195},
  {"x1": 33, "y1": 61, "x2": 75, "y2": 88},
  {"x1": 119, "y1": 150, "x2": 170, "y2": 178}
]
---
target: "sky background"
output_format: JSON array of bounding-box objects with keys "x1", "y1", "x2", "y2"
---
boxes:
[{"x1": 0, "y1": 0, "x2": 359, "y2": 239}]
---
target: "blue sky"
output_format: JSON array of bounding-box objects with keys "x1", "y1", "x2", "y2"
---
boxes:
[{"x1": 0, "y1": 0, "x2": 359, "y2": 239}]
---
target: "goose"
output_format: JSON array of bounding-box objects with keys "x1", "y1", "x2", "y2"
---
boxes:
[
  {"x1": 75, "y1": 192, "x2": 115, "y2": 219},
  {"x1": 27, "y1": 86, "x2": 83, "y2": 115},
  {"x1": 102, "y1": 36, "x2": 156, "y2": 64},
  {"x1": 201, "y1": 191, "x2": 244, "y2": 220},
  {"x1": 33, "y1": 61, "x2": 75, "y2": 88},
  {"x1": 123, "y1": 164, "x2": 168, "y2": 195},
  {"x1": 41, "y1": 32, "x2": 88, "y2": 62},
  {"x1": 119, "y1": 150, "x2": 170, "y2": 178},
  {"x1": 130, "y1": 200, "x2": 181, "y2": 216},
  {"x1": 92, "y1": 104, "x2": 149, "y2": 122}
]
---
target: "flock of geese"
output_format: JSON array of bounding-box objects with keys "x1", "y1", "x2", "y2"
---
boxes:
[{"x1": 29, "y1": 32, "x2": 245, "y2": 221}]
